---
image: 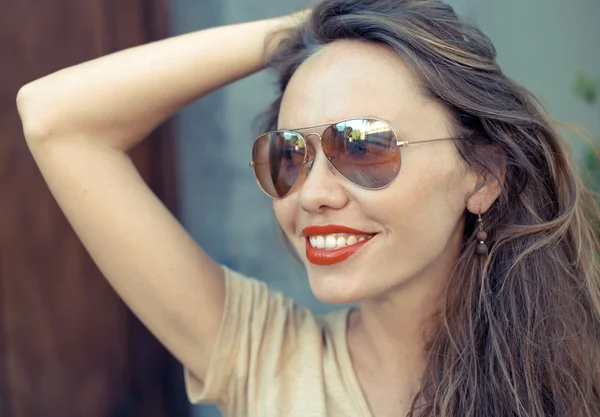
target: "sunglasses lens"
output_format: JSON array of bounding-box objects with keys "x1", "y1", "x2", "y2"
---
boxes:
[
  {"x1": 323, "y1": 118, "x2": 400, "y2": 188},
  {"x1": 252, "y1": 131, "x2": 306, "y2": 198}
]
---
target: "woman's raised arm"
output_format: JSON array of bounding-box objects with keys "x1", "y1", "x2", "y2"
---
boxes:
[{"x1": 16, "y1": 13, "x2": 303, "y2": 382}]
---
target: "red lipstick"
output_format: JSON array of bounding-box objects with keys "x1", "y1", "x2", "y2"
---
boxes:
[{"x1": 302, "y1": 225, "x2": 374, "y2": 266}]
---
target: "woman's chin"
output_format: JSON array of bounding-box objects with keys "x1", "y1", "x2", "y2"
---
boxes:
[{"x1": 307, "y1": 272, "x2": 367, "y2": 305}]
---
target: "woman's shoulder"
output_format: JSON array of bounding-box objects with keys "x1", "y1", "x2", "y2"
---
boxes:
[{"x1": 187, "y1": 266, "x2": 359, "y2": 416}]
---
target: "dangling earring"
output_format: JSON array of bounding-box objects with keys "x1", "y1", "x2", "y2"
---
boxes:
[{"x1": 476, "y1": 212, "x2": 488, "y2": 256}]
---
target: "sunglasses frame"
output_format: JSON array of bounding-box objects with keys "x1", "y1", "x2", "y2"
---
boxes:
[{"x1": 249, "y1": 116, "x2": 466, "y2": 199}]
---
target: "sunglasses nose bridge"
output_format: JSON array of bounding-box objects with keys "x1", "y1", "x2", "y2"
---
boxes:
[
  {"x1": 301, "y1": 132, "x2": 322, "y2": 173},
  {"x1": 302, "y1": 132, "x2": 323, "y2": 144}
]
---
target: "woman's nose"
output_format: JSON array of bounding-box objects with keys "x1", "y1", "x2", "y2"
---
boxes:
[
  {"x1": 306, "y1": 155, "x2": 315, "y2": 172},
  {"x1": 298, "y1": 150, "x2": 349, "y2": 213}
]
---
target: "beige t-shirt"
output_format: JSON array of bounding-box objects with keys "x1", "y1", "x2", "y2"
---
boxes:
[{"x1": 185, "y1": 266, "x2": 373, "y2": 416}]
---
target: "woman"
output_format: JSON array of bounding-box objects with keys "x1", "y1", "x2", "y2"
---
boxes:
[{"x1": 17, "y1": 0, "x2": 600, "y2": 416}]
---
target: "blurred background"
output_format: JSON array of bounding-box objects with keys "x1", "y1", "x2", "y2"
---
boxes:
[{"x1": 1, "y1": 0, "x2": 598, "y2": 416}]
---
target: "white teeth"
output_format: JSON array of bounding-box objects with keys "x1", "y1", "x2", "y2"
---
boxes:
[
  {"x1": 325, "y1": 235, "x2": 337, "y2": 249},
  {"x1": 308, "y1": 234, "x2": 372, "y2": 250},
  {"x1": 315, "y1": 236, "x2": 325, "y2": 249}
]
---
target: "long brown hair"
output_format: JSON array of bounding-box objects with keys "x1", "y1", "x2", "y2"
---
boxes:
[{"x1": 258, "y1": 0, "x2": 600, "y2": 415}]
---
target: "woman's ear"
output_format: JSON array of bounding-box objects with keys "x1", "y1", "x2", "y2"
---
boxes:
[{"x1": 465, "y1": 144, "x2": 506, "y2": 214}]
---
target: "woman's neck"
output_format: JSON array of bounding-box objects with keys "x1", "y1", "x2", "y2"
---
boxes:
[
  {"x1": 351, "y1": 273, "x2": 444, "y2": 378},
  {"x1": 347, "y1": 239, "x2": 460, "y2": 402}
]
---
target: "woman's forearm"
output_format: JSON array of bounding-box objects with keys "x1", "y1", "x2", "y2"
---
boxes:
[{"x1": 17, "y1": 15, "x2": 298, "y2": 151}]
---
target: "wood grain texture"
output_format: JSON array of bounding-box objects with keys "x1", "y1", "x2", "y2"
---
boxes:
[{"x1": 0, "y1": 1, "x2": 183, "y2": 416}]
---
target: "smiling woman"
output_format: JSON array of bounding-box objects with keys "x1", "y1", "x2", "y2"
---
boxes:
[
  {"x1": 270, "y1": 41, "x2": 471, "y2": 307},
  {"x1": 16, "y1": 0, "x2": 600, "y2": 416}
]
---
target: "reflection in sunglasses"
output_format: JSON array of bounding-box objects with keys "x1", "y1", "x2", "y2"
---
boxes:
[{"x1": 252, "y1": 117, "x2": 407, "y2": 198}]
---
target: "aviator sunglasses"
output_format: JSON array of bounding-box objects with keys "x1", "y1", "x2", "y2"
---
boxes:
[{"x1": 250, "y1": 117, "x2": 465, "y2": 199}]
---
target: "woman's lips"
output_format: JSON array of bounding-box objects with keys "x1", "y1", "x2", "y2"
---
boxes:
[
  {"x1": 305, "y1": 236, "x2": 372, "y2": 266},
  {"x1": 301, "y1": 225, "x2": 375, "y2": 266}
]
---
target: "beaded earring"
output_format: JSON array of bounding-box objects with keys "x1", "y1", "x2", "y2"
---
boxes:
[{"x1": 476, "y1": 212, "x2": 488, "y2": 256}]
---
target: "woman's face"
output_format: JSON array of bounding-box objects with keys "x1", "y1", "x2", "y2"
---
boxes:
[{"x1": 273, "y1": 40, "x2": 477, "y2": 304}]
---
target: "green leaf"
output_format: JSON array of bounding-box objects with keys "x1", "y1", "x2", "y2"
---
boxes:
[{"x1": 572, "y1": 72, "x2": 599, "y2": 106}]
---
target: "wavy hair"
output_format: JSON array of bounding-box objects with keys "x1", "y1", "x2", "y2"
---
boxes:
[{"x1": 257, "y1": 0, "x2": 600, "y2": 415}]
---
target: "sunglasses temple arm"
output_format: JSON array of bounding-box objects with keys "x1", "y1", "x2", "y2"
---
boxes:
[{"x1": 397, "y1": 136, "x2": 465, "y2": 147}]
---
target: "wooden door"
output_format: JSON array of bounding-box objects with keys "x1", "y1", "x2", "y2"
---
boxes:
[{"x1": 0, "y1": 1, "x2": 185, "y2": 416}]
